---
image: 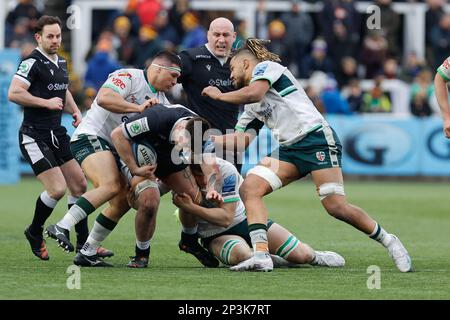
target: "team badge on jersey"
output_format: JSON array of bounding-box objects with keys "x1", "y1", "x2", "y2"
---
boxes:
[
  {"x1": 17, "y1": 58, "x2": 36, "y2": 77},
  {"x1": 126, "y1": 118, "x2": 150, "y2": 137},
  {"x1": 316, "y1": 151, "x2": 326, "y2": 162}
]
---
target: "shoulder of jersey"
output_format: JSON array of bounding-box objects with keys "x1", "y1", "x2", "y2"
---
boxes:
[{"x1": 183, "y1": 46, "x2": 211, "y2": 61}]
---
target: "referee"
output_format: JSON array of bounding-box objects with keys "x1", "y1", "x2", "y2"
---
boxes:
[
  {"x1": 178, "y1": 17, "x2": 243, "y2": 171},
  {"x1": 8, "y1": 16, "x2": 89, "y2": 260}
]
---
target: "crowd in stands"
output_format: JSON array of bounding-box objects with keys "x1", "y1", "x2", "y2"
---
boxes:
[{"x1": 4, "y1": 0, "x2": 450, "y2": 117}]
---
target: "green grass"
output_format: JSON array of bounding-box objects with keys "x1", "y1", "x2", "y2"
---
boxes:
[{"x1": 1, "y1": 178, "x2": 449, "y2": 299}]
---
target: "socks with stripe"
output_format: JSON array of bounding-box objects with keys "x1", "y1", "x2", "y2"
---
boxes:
[
  {"x1": 69, "y1": 196, "x2": 89, "y2": 245},
  {"x1": 135, "y1": 240, "x2": 151, "y2": 257},
  {"x1": 369, "y1": 223, "x2": 393, "y2": 247},
  {"x1": 57, "y1": 196, "x2": 95, "y2": 231},
  {"x1": 248, "y1": 223, "x2": 269, "y2": 255},
  {"x1": 81, "y1": 213, "x2": 117, "y2": 256},
  {"x1": 275, "y1": 234, "x2": 300, "y2": 259},
  {"x1": 30, "y1": 191, "x2": 58, "y2": 235}
]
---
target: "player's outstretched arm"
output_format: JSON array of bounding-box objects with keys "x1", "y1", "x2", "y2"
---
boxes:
[
  {"x1": 173, "y1": 192, "x2": 236, "y2": 228},
  {"x1": 201, "y1": 80, "x2": 270, "y2": 105},
  {"x1": 64, "y1": 90, "x2": 82, "y2": 127},
  {"x1": 8, "y1": 77, "x2": 62, "y2": 110},
  {"x1": 435, "y1": 72, "x2": 450, "y2": 138}
]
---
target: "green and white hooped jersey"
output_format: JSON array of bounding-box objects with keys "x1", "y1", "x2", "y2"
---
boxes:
[
  {"x1": 72, "y1": 68, "x2": 170, "y2": 145},
  {"x1": 197, "y1": 158, "x2": 246, "y2": 238},
  {"x1": 235, "y1": 61, "x2": 327, "y2": 146},
  {"x1": 437, "y1": 56, "x2": 450, "y2": 82}
]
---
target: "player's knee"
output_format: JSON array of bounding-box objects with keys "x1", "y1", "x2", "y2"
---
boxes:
[
  {"x1": 228, "y1": 244, "x2": 252, "y2": 265},
  {"x1": 70, "y1": 178, "x2": 87, "y2": 196},
  {"x1": 324, "y1": 201, "x2": 348, "y2": 220},
  {"x1": 47, "y1": 183, "x2": 67, "y2": 200},
  {"x1": 138, "y1": 196, "x2": 159, "y2": 217},
  {"x1": 239, "y1": 181, "x2": 263, "y2": 201}
]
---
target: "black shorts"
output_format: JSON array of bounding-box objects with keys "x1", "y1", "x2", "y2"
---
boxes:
[{"x1": 19, "y1": 125, "x2": 74, "y2": 176}]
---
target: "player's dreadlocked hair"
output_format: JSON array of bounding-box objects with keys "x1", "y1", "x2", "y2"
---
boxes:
[{"x1": 232, "y1": 38, "x2": 281, "y2": 62}]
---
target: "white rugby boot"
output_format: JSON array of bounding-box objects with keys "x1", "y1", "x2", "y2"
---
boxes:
[
  {"x1": 230, "y1": 252, "x2": 273, "y2": 272},
  {"x1": 386, "y1": 234, "x2": 412, "y2": 272},
  {"x1": 310, "y1": 251, "x2": 346, "y2": 267}
]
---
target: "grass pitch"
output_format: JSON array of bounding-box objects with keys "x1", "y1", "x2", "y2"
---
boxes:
[{"x1": 1, "y1": 178, "x2": 449, "y2": 300}]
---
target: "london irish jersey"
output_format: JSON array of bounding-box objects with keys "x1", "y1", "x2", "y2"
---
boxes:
[
  {"x1": 197, "y1": 158, "x2": 246, "y2": 238},
  {"x1": 72, "y1": 68, "x2": 170, "y2": 145},
  {"x1": 235, "y1": 61, "x2": 327, "y2": 146},
  {"x1": 437, "y1": 56, "x2": 450, "y2": 82}
]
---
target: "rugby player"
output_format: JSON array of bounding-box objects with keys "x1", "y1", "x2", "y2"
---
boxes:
[
  {"x1": 435, "y1": 56, "x2": 450, "y2": 138},
  {"x1": 202, "y1": 39, "x2": 412, "y2": 272}
]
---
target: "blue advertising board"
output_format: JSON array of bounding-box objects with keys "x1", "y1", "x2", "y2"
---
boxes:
[{"x1": 0, "y1": 49, "x2": 21, "y2": 184}]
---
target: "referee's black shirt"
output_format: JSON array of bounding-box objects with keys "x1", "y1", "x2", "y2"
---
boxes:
[
  {"x1": 178, "y1": 45, "x2": 240, "y2": 134},
  {"x1": 14, "y1": 48, "x2": 68, "y2": 129}
]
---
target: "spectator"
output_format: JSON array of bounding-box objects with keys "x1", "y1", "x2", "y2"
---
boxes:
[
  {"x1": 321, "y1": 77, "x2": 352, "y2": 114},
  {"x1": 233, "y1": 19, "x2": 247, "y2": 49},
  {"x1": 6, "y1": 0, "x2": 42, "y2": 34},
  {"x1": 430, "y1": 13, "x2": 450, "y2": 70},
  {"x1": 360, "y1": 29, "x2": 388, "y2": 79},
  {"x1": 84, "y1": 38, "x2": 122, "y2": 90},
  {"x1": 411, "y1": 69, "x2": 435, "y2": 106},
  {"x1": 329, "y1": 20, "x2": 357, "y2": 63},
  {"x1": 399, "y1": 52, "x2": 426, "y2": 83},
  {"x1": 321, "y1": 0, "x2": 360, "y2": 53},
  {"x1": 168, "y1": 0, "x2": 190, "y2": 42},
  {"x1": 344, "y1": 79, "x2": 363, "y2": 113},
  {"x1": 425, "y1": 0, "x2": 446, "y2": 66},
  {"x1": 383, "y1": 58, "x2": 400, "y2": 80},
  {"x1": 133, "y1": 25, "x2": 164, "y2": 68},
  {"x1": 7, "y1": 17, "x2": 34, "y2": 48},
  {"x1": 180, "y1": 11, "x2": 207, "y2": 49},
  {"x1": 376, "y1": 0, "x2": 401, "y2": 58},
  {"x1": 335, "y1": 56, "x2": 358, "y2": 89},
  {"x1": 301, "y1": 38, "x2": 334, "y2": 78},
  {"x1": 134, "y1": 0, "x2": 163, "y2": 26},
  {"x1": 154, "y1": 9, "x2": 180, "y2": 51},
  {"x1": 266, "y1": 19, "x2": 289, "y2": 65},
  {"x1": 280, "y1": 1, "x2": 315, "y2": 76},
  {"x1": 410, "y1": 92, "x2": 433, "y2": 117},
  {"x1": 113, "y1": 16, "x2": 138, "y2": 66},
  {"x1": 362, "y1": 76, "x2": 392, "y2": 113},
  {"x1": 305, "y1": 85, "x2": 325, "y2": 115}
]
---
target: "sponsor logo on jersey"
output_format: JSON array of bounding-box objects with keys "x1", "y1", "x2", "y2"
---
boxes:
[
  {"x1": 208, "y1": 78, "x2": 232, "y2": 87},
  {"x1": 195, "y1": 54, "x2": 211, "y2": 59},
  {"x1": 47, "y1": 83, "x2": 69, "y2": 91},
  {"x1": 316, "y1": 151, "x2": 326, "y2": 162},
  {"x1": 118, "y1": 72, "x2": 132, "y2": 79},
  {"x1": 255, "y1": 103, "x2": 274, "y2": 121},
  {"x1": 253, "y1": 63, "x2": 268, "y2": 76},
  {"x1": 111, "y1": 77, "x2": 126, "y2": 90}
]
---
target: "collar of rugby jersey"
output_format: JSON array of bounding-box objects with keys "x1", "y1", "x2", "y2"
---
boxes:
[
  {"x1": 143, "y1": 68, "x2": 157, "y2": 93},
  {"x1": 36, "y1": 46, "x2": 59, "y2": 67},
  {"x1": 205, "y1": 44, "x2": 228, "y2": 66}
]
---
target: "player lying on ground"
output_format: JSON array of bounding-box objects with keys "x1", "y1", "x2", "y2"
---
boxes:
[
  {"x1": 45, "y1": 51, "x2": 185, "y2": 266},
  {"x1": 202, "y1": 38, "x2": 412, "y2": 272},
  {"x1": 172, "y1": 157, "x2": 345, "y2": 268}
]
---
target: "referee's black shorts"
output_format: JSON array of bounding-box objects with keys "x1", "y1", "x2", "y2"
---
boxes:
[{"x1": 19, "y1": 125, "x2": 74, "y2": 176}]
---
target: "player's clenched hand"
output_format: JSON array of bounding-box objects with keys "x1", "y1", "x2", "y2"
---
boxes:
[
  {"x1": 201, "y1": 86, "x2": 221, "y2": 100},
  {"x1": 137, "y1": 98, "x2": 159, "y2": 112},
  {"x1": 46, "y1": 97, "x2": 63, "y2": 110},
  {"x1": 72, "y1": 111, "x2": 82, "y2": 127},
  {"x1": 443, "y1": 119, "x2": 450, "y2": 138},
  {"x1": 132, "y1": 164, "x2": 157, "y2": 179},
  {"x1": 172, "y1": 192, "x2": 194, "y2": 211},
  {"x1": 206, "y1": 190, "x2": 223, "y2": 203}
]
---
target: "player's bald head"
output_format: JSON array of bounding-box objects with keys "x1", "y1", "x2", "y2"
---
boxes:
[
  {"x1": 207, "y1": 17, "x2": 236, "y2": 58},
  {"x1": 208, "y1": 17, "x2": 234, "y2": 33}
]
